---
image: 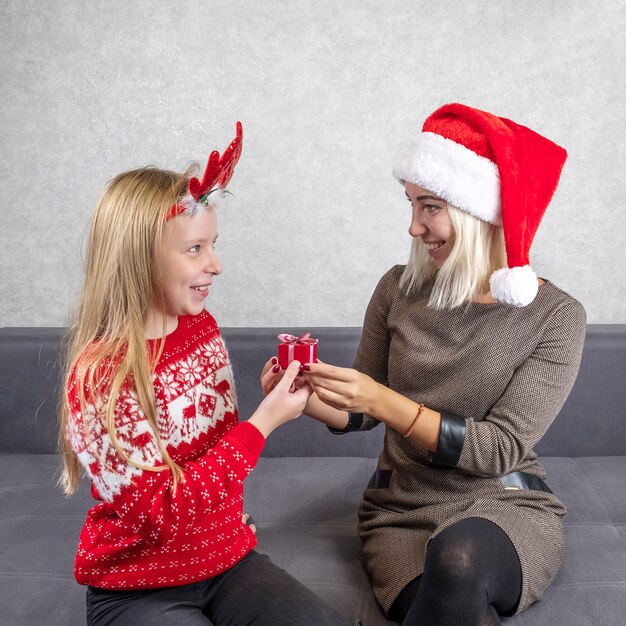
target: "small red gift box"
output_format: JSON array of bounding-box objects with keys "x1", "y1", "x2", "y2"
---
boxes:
[{"x1": 277, "y1": 332, "x2": 318, "y2": 369}]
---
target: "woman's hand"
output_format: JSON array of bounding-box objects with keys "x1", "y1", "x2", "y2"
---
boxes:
[
  {"x1": 260, "y1": 356, "x2": 306, "y2": 394},
  {"x1": 303, "y1": 362, "x2": 381, "y2": 415},
  {"x1": 260, "y1": 356, "x2": 282, "y2": 395}
]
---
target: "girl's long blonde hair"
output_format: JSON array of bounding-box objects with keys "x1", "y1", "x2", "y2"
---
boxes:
[
  {"x1": 400, "y1": 204, "x2": 507, "y2": 309},
  {"x1": 59, "y1": 165, "x2": 198, "y2": 495}
]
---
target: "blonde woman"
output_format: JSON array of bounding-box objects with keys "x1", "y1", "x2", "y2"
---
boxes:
[
  {"x1": 59, "y1": 124, "x2": 349, "y2": 625},
  {"x1": 262, "y1": 104, "x2": 586, "y2": 625}
]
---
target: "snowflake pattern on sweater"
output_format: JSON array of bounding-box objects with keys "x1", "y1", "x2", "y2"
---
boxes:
[{"x1": 66, "y1": 310, "x2": 266, "y2": 589}]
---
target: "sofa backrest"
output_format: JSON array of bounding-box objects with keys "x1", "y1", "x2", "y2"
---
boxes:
[{"x1": 1, "y1": 325, "x2": 624, "y2": 457}]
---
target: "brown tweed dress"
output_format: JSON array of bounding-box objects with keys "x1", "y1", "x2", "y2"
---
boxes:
[{"x1": 351, "y1": 265, "x2": 586, "y2": 615}]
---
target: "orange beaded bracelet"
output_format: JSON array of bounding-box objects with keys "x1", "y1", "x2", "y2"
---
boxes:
[{"x1": 403, "y1": 403, "x2": 425, "y2": 438}]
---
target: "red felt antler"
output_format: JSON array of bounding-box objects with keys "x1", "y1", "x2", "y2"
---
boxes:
[{"x1": 188, "y1": 121, "x2": 243, "y2": 201}]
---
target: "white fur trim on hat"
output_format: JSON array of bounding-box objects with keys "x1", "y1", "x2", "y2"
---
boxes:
[
  {"x1": 393, "y1": 132, "x2": 502, "y2": 225},
  {"x1": 489, "y1": 265, "x2": 538, "y2": 307}
]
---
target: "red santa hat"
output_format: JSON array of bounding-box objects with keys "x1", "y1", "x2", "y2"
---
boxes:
[{"x1": 392, "y1": 103, "x2": 567, "y2": 307}]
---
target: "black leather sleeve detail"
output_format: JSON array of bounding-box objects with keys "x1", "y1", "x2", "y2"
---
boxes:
[
  {"x1": 428, "y1": 412, "x2": 466, "y2": 467},
  {"x1": 500, "y1": 471, "x2": 553, "y2": 494},
  {"x1": 327, "y1": 412, "x2": 364, "y2": 435}
]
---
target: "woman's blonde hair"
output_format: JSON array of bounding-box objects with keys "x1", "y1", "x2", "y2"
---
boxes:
[
  {"x1": 59, "y1": 164, "x2": 199, "y2": 495},
  {"x1": 400, "y1": 204, "x2": 507, "y2": 309}
]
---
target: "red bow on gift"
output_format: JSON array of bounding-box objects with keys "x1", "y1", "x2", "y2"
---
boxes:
[
  {"x1": 277, "y1": 332, "x2": 318, "y2": 369},
  {"x1": 277, "y1": 332, "x2": 319, "y2": 345}
]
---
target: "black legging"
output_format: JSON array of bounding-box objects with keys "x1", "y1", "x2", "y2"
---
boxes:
[{"x1": 388, "y1": 517, "x2": 522, "y2": 626}]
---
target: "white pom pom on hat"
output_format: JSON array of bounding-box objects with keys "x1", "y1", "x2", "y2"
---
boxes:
[
  {"x1": 393, "y1": 103, "x2": 567, "y2": 307},
  {"x1": 489, "y1": 265, "x2": 539, "y2": 307}
]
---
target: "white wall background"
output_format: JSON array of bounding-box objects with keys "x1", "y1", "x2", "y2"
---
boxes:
[{"x1": 1, "y1": 0, "x2": 624, "y2": 327}]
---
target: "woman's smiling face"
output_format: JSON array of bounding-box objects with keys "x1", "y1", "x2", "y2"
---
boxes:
[{"x1": 404, "y1": 181, "x2": 454, "y2": 268}]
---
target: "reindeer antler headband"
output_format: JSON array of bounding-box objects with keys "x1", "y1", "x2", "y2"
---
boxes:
[{"x1": 165, "y1": 121, "x2": 243, "y2": 221}]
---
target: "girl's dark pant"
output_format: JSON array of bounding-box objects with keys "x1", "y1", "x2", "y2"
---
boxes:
[{"x1": 86, "y1": 550, "x2": 349, "y2": 625}]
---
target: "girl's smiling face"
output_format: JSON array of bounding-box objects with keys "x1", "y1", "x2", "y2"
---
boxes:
[
  {"x1": 147, "y1": 207, "x2": 222, "y2": 337},
  {"x1": 404, "y1": 181, "x2": 454, "y2": 267}
]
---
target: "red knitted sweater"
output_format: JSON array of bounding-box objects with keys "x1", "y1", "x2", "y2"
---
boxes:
[{"x1": 66, "y1": 310, "x2": 265, "y2": 589}]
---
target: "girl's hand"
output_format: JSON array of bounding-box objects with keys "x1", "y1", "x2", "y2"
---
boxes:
[
  {"x1": 249, "y1": 361, "x2": 313, "y2": 437},
  {"x1": 242, "y1": 513, "x2": 256, "y2": 534},
  {"x1": 303, "y1": 362, "x2": 380, "y2": 414}
]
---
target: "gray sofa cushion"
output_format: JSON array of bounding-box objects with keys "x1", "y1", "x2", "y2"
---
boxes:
[
  {"x1": 1, "y1": 326, "x2": 625, "y2": 457},
  {"x1": 1, "y1": 453, "x2": 625, "y2": 625},
  {"x1": 1, "y1": 325, "x2": 625, "y2": 624}
]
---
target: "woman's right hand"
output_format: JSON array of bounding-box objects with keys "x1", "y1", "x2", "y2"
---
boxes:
[
  {"x1": 249, "y1": 360, "x2": 312, "y2": 438},
  {"x1": 260, "y1": 356, "x2": 284, "y2": 396},
  {"x1": 261, "y1": 356, "x2": 310, "y2": 395}
]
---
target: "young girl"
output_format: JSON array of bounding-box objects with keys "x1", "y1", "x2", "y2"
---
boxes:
[
  {"x1": 59, "y1": 123, "x2": 349, "y2": 625},
  {"x1": 262, "y1": 104, "x2": 587, "y2": 625}
]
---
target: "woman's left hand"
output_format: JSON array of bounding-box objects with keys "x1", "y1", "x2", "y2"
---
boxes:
[{"x1": 303, "y1": 362, "x2": 380, "y2": 414}]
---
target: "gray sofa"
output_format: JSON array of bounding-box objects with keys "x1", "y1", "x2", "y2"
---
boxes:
[{"x1": 1, "y1": 325, "x2": 625, "y2": 625}]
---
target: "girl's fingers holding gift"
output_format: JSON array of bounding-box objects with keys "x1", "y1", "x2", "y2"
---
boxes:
[
  {"x1": 292, "y1": 381, "x2": 314, "y2": 403},
  {"x1": 277, "y1": 360, "x2": 302, "y2": 390},
  {"x1": 292, "y1": 376, "x2": 309, "y2": 391}
]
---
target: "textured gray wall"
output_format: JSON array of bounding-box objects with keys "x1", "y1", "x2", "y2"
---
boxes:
[{"x1": 1, "y1": 0, "x2": 624, "y2": 327}]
